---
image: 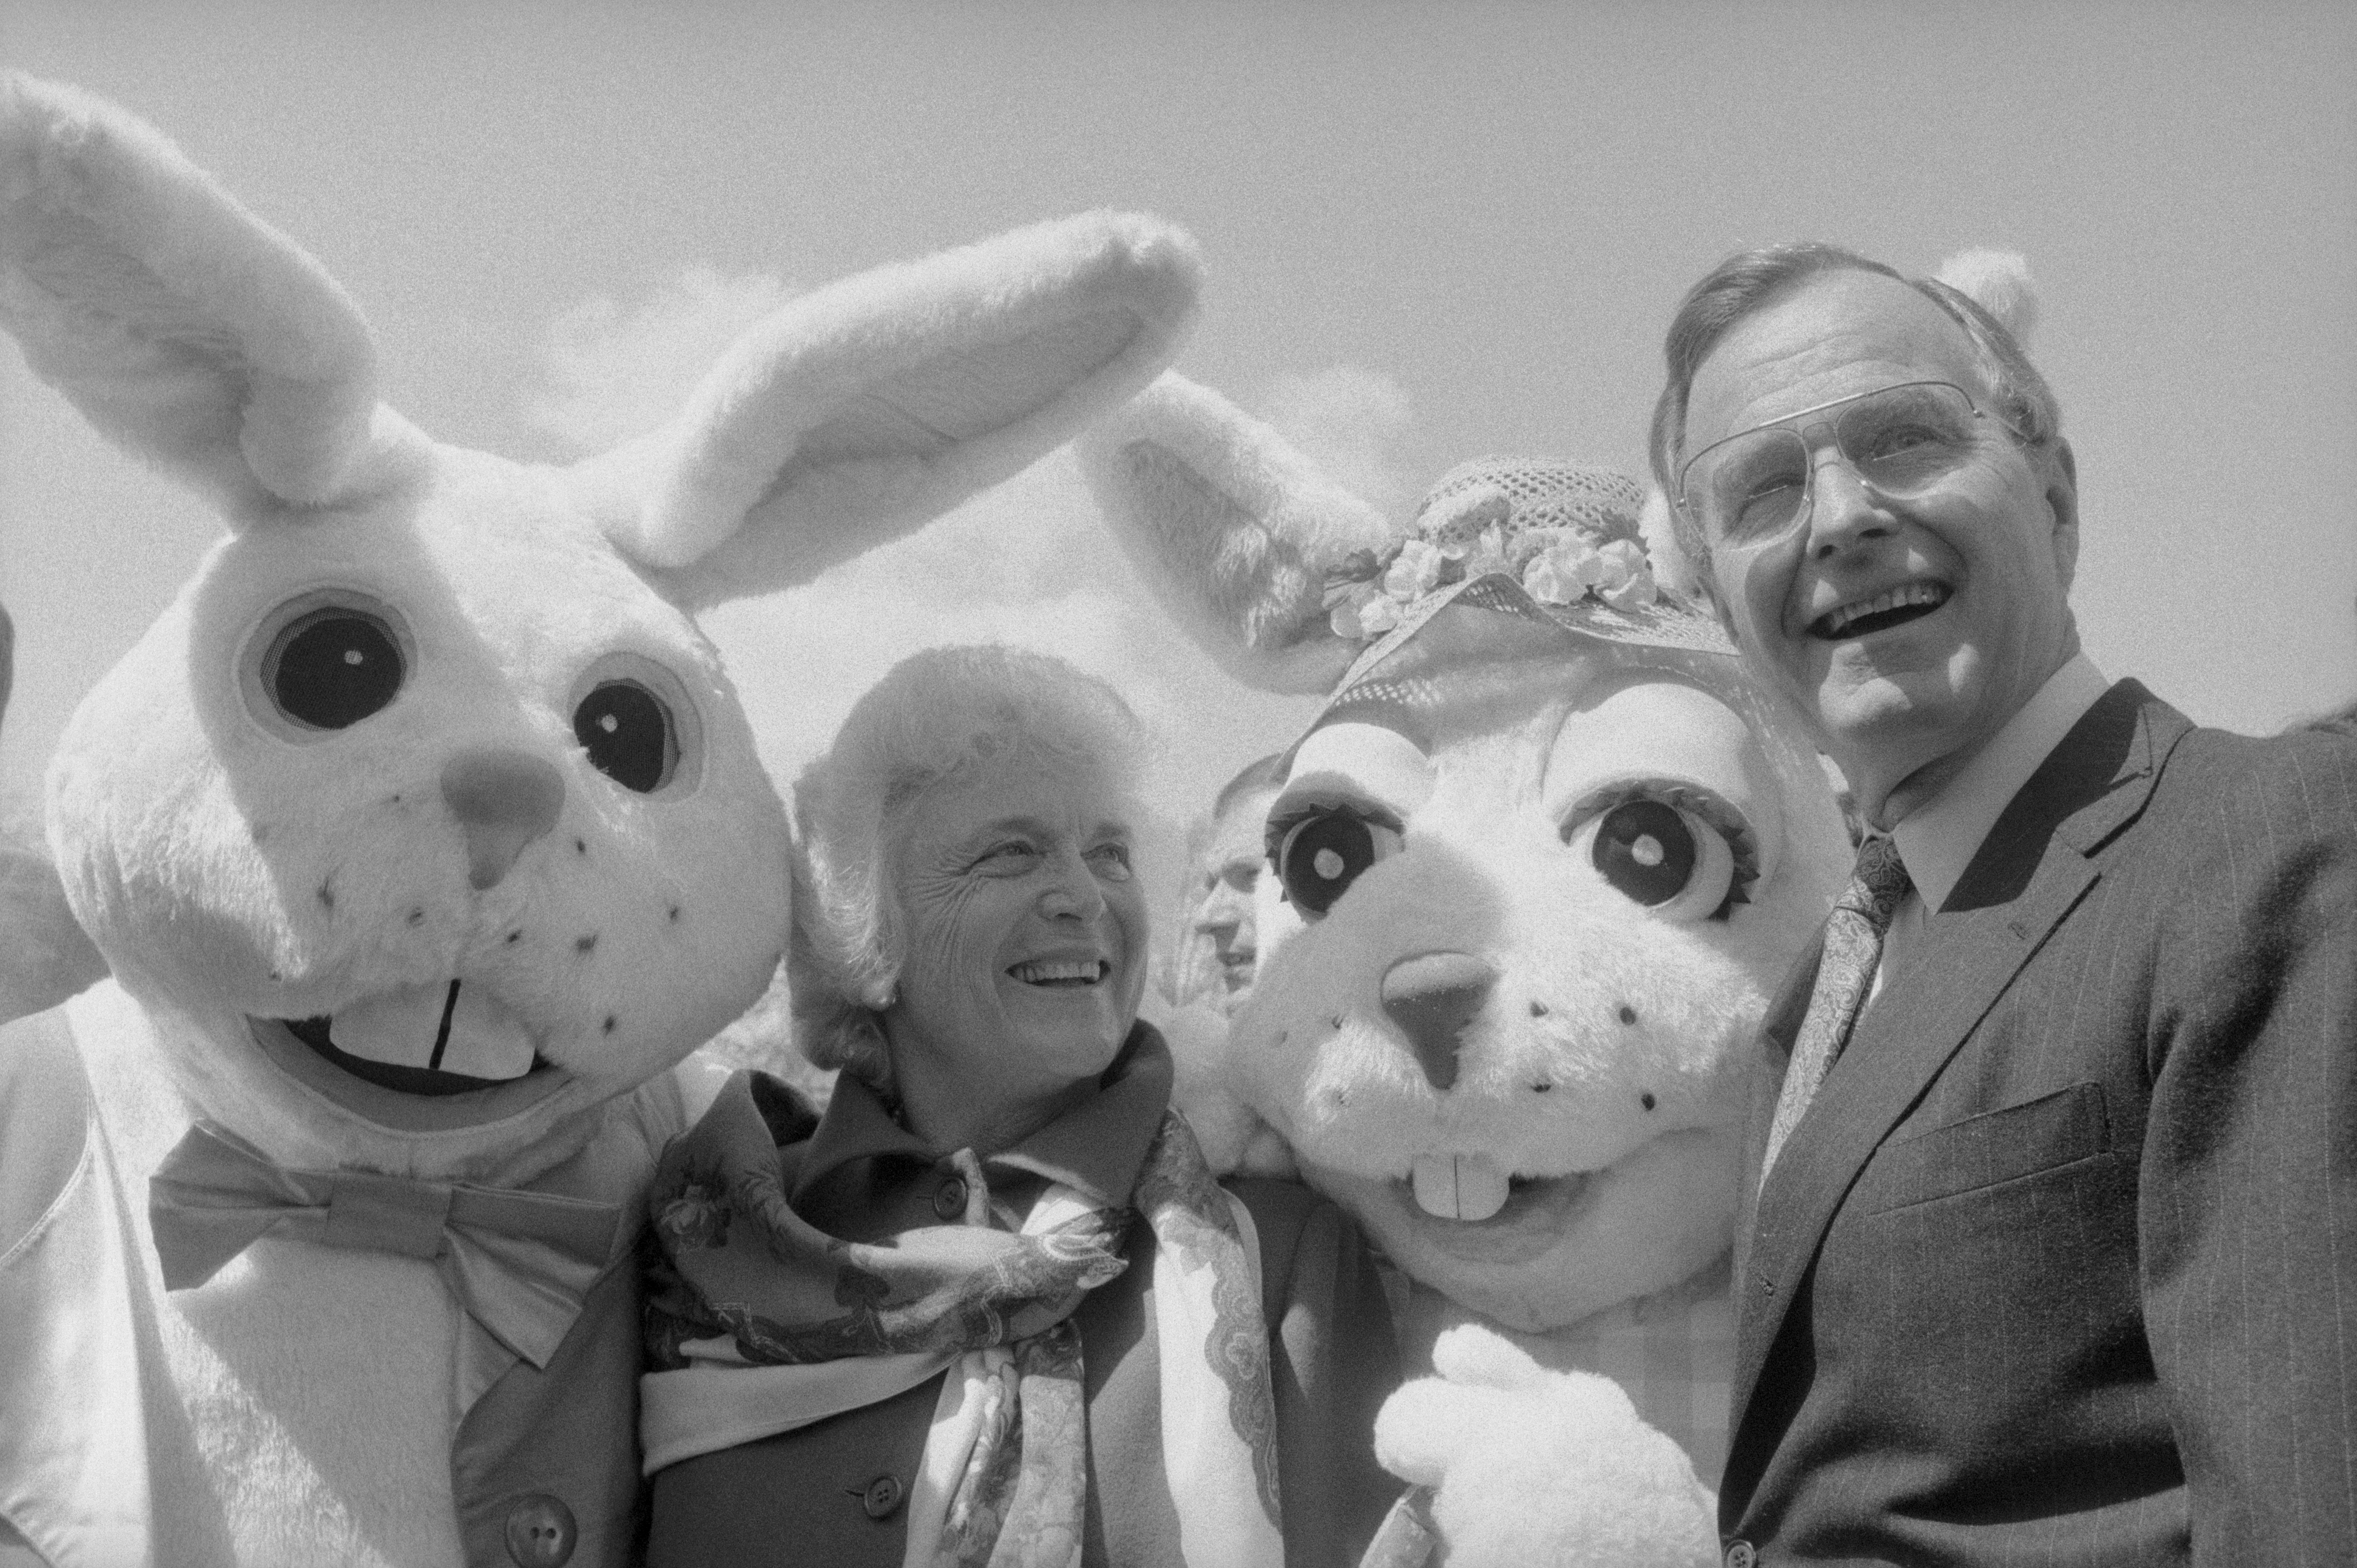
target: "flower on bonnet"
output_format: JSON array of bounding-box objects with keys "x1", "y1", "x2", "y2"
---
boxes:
[
  {"x1": 1594, "y1": 539, "x2": 1659, "y2": 609},
  {"x1": 1522, "y1": 536, "x2": 1657, "y2": 609},
  {"x1": 1461, "y1": 524, "x2": 1515, "y2": 582},
  {"x1": 1321, "y1": 460, "x2": 1662, "y2": 641},
  {"x1": 1329, "y1": 582, "x2": 1407, "y2": 640},
  {"x1": 1521, "y1": 539, "x2": 1605, "y2": 606},
  {"x1": 1384, "y1": 537, "x2": 1450, "y2": 601}
]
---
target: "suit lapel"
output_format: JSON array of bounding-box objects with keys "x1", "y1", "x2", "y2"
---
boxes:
[{"x1": 1728, "y1": 683, "x2": 2185, "y2": 1431}]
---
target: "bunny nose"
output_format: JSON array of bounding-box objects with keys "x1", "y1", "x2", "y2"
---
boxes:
[
  {"x1": 440, "y1": 750, "x2": 564, "y2": 890},
  {"x1": 1380, "y1": 951, "x2": 1498, "y2": 1092}
]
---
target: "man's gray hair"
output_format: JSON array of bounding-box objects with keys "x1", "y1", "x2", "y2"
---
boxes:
[
  {"x1": 790, "y1": 644, "x2": 1146, "y2": 1085},
  {"x1": 1647, "y1": 241, "x2": 2063, "y2": 592}
]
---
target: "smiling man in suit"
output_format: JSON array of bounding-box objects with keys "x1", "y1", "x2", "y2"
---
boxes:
[{"x1": 1649, "y1": 245, "x2": 2357, "y2": 1566}]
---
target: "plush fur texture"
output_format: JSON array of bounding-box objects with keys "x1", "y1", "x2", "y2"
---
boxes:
[
  {"x1": 0, "y1": 72, "x2": 1196, "y2": 1565},
  {"x1": 0, "y1": 839, "x2": 105, "y2": 1021},
  {"x1": 1081, "y1": 374, "x2": 1397, "y2": 694},
  {"x1": 0, "y1": 75, "x2": 384, "y2": 513},
  {"x1": 576, "y1": 211, "x2": 1201, "y2": 607},
  {"x1": 1079, "y1": 373, "x2": 1848, "y2": 1564},
  {"x1": 1228, "y1": 681, "x2": 1841, "y2": 1332},
  {"x1": 1935, "y1": 247, "x2": 2039, "y2": 348},
  {"x1": 1378, "y1": 1326, "x2": 1718, "y2": 1568}
]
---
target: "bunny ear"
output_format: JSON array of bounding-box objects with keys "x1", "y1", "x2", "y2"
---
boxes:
[
  {"x1": 1934, "y1": 247, "x2": 2040, "y2": 349},
  {"x1": 579, "y1": 210, "x2": 1200, "y2": 607},
  {"x1": 1076, "y1": 373, "x2": 1395, "y2": 695},
  {"x1": 0, "y1": 74, "x2": 402, "y2": 518}
]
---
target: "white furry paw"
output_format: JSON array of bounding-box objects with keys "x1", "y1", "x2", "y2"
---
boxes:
[{"x1": 1372, "y1": 1325, "x2": 1718, "y2": 1568}]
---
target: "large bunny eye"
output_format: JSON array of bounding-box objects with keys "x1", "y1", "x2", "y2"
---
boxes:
[
  {"x1": 1588, "y1": 801, "x2": 1702, "y2": 905},
  {"x1": 1271, "y1": 806, "x2": 1402, "y2": 917},
  {"x1": 575, "y1": 681, "x2": 676, "y2": 793},
  {"x1": 259, "y1": 600, "x2": 408, "y2": 731},
  {"x1": 1561, "y1": 783, "x2": 1757, "y2": 922},
  {"x1": 569, "y1": 652, "x2": 704, "y2": 796}
]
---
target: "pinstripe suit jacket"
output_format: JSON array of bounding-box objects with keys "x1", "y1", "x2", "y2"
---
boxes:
[{"x1": 1721, "y1": 681, "x2": 2357, "y2": 1565}]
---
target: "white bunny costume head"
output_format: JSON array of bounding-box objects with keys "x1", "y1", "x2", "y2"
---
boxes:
[
  {"x1": 1, "y1": 74, "x2": 1200, "y2": 1186},
  {"x1": 1081, "y1": 379, "x2": 1848, "y2": 1332}
]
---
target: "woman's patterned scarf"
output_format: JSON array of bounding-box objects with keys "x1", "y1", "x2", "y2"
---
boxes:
[{"x1": 641, "y1": 1074, "x2": 1283, "y2": 1568}]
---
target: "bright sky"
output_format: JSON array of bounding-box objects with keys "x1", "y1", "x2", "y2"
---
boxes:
[{"x1": 5, "y1": 1, "x2": 2353, "y2": 894}]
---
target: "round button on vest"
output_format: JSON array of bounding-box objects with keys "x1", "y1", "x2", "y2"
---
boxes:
[
  {"x1": 861, "y1": 1473, "x2": 906, "y2": 1520},
  {"x1": 503, "y1": 1493, "x2": 578, "y2": 1566},
  {"x1": 1723, "y1": 1540, "x2": 1757, "y2": 1568},
  {"x1": 932, "y1": 1177, "x2": 968, "y2": 1221}
]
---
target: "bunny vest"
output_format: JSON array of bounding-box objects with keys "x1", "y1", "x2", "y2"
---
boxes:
[{"x1": 0, "y1": 991, "x2": 693, "y2": 1568}]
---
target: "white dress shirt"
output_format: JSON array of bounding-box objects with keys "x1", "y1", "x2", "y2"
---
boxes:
[{"x1": 1871, "y1": 652, "x2": 2111, "y2": 998}]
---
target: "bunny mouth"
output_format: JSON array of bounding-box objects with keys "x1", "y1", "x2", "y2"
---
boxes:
[
  {"x1": 271, "y1": 979, "x2": 550, "y2": 1097},
  {"x1": 1397, "y1": 1153, "x2": 1594, "y2": 1228},
  {"x1": 1297, "y1": 1153, "x2": 1608, "y2": 1270}
]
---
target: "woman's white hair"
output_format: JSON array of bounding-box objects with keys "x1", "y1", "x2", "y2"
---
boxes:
[{"x1": 790, "y1": 644, "x2": 1146, "y2": 1085}]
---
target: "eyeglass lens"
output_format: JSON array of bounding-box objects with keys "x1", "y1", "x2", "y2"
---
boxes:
[{"x1": 1687, "y1": 382, "x2": 1983, "y2": 545}]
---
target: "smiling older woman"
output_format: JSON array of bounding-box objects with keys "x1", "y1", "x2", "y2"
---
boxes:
[{"x1": 638, "y1": 645, "x2": 1401, "y2": 1568}]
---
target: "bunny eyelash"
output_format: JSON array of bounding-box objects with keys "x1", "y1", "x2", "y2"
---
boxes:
[
  {"x1": 1261, "y1": 796, "x2": 1407, "y2": 879},
  {"x1": 1563, "y1": 780, "x2": 1760, "y2": 913}
]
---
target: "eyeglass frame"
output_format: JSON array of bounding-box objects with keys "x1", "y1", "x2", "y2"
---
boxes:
[{"x1": 1672, "y1": 379, "x2": 2033, "y2": 548}]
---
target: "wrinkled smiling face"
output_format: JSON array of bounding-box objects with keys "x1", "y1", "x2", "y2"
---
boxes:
[
  {"x1": 883, "y1": 752, "x2": 1148, "y2": 1107},
  {"x1": 48, "y1": 452, "x2": 791, "y2": 1184},
  {"x1": 1684, "y1": 269, "x2": 2078, "y2": 820},
  {"x1": 1229, "y1": 654, "x2": 1846, "y2": 1330}
]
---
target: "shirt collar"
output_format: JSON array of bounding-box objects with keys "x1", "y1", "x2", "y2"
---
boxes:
[
  {"x1": 1888, "y1": 651, "x2": 2109, "y2": 914},
  {"x1": 791, "y1": 1022, "x2": 1174, "y2": 1211}
]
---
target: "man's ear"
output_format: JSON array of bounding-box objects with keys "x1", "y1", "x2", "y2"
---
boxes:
[{"x1": 2045, "y1": 437, "x2": 2080, "y2": 591}]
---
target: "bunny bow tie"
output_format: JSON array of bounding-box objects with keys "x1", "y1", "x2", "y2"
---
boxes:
[{"x1": 148, "y1": 1122, "x2": 621, "y2": 1369}]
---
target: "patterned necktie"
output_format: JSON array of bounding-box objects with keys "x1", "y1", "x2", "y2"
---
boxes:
[{"x1": 1759, "y1": 835, "x2": 1913, "y2": 1184}]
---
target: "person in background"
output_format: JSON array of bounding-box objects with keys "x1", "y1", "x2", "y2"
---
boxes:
[
  {"x1": 1167, "y1": 752, "x2": 1287, "y2": 1013},
  {"x1": 1653, "y1": 243, "x2": 2357, "y2": 1565},
  {"x1": 638, "y1": 645, "x2": 1399, "y2": 1568}
]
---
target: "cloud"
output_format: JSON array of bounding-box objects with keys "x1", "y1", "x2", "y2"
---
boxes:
[
  {"x1": 525, "y1": 266, "x2": 801, "y2": 452},
  {"x1": 1258, "y1": 364, "x2": 1418, "y2": 514}
]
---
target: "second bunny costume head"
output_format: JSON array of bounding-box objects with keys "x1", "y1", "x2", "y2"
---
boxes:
[
  {"x1": 1082, "y1": 379, "x2": 1852, "y2": 1333},
  {"x1": 3, "y1": 73, "x2": 1199, "y2": 1185}
]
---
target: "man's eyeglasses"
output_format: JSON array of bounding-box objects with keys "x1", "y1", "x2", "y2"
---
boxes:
[{"x1": 1675, "y1": 380, "x2": 2023, "y2": 548}]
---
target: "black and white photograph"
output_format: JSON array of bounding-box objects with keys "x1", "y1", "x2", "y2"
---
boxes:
[{"x1": 1, "y1": 5, "x2": 2350, "y2": 1565}]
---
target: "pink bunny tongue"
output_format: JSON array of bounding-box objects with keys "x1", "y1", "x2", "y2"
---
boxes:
[{"x1": 329, "y1": 982, "x2": 536, "y2": 1081}]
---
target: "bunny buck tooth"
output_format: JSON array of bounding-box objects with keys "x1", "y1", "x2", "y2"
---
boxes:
[
  {"x1": 330, "y1": 983, "x2": 536, "y2": 1080},
  {"x1": 1411, "y1": 1154, "x2": 1512, "y2": 1221},
  {"x1": 440, "y1": 985, "x2": 538, "y2": 1079}
]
